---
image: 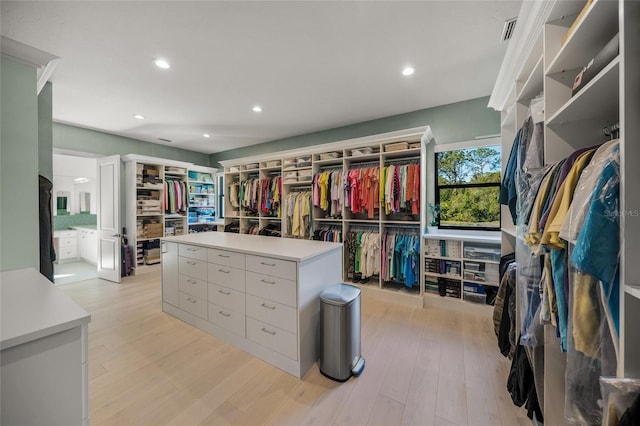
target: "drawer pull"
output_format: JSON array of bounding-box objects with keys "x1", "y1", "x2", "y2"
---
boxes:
[
  {"x1": 187, "y1": 297, "x2": 197, "y2": 304},
  {"x1": 218, "y1": 254, "x2": 230, "y2": 258},
  {"x1": 187, "y1": 261, "x2": 197, "y2": 265},
  {"x1": 218, "y1": 269, "x2": 230, "y2": 274},
  {"x1": 261, "y1": 279, "x2": 276, "y2": 285},
  {"x1": 261, "y1": 327, "x2": 276, "y2": 336},
  {"x1": 260, "y1": 261, "x2": 276, "y2": 267},
  {"x1": 187, "y1": 279, "x2": 197, "y2": 284},
  {"x1": 218, "y1": 311, "x2": 231, "y2": 317},
  {"x1": 218, "y1": 289, "x2": 231, "y2": 295},
  {"x1": 261, "y1": 303, "x2": 276, "y2": 310}
]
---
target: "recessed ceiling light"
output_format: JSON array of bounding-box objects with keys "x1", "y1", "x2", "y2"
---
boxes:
[
  {"x1": 203, "y1": 134, "x2": 211, "y2": 138},
  {"x1": 133, "y1": 114, "x2": 145, "y2": 120},
  {"x1": 154, "y1": 58, "x2": 170, "y2": 69},
  {"x1": 252, "y1": 105, "x2": 262, "y2": 113},
  {"x1": 402, "y1": 67, "x2": 415, "y2": 76}
]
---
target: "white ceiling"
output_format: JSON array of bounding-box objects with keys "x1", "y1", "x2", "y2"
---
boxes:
[{"x1": 1, "y1": 1, "x2": 521, "y2": 155}]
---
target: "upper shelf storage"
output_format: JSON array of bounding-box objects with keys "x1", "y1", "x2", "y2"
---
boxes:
[
  {"x1": 546, "y1": 0, "x2": 618, "y2": 76},
  {"x1": 547, "y1": 56, "x2": 619, "y2": 127},
  {"x1": 517, "y1": 55, "x2": 544, "y2": 104}
]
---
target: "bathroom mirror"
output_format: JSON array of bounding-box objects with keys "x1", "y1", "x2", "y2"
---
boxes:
[
  {"x1": 56, "y1": 191, "x2": 71, "y2": 215},
  {"x1": 78, "y1": 191, "x2": 91, "y2": 213}
]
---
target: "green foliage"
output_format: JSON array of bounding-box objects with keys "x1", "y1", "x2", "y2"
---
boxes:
[
  {"x1": 436, "y1": 145, "x2": 501, "y2": 228},
  {"x1": 427, "y1": 203, "x2": 440, "y2": 226}
]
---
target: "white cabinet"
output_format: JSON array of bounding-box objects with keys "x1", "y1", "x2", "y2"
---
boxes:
[
  {"x1": 424, "y1": 234, "x2": 501, "y2": 304},
  {"x1": 77, "y1": 227, "x2": 97, "y2": 264},
  {"x1": 1, "y1": 268, "x2": 91, "y2": 426},
  {"x1": 161, "y1": 241, "x2": 179, "y2": 308},
  {"x1": 54, "y1": 229, "x2": 78, "y2": 263},
  {"x1": 161, "y1": 232, "x2": 342, "y2": 378}
]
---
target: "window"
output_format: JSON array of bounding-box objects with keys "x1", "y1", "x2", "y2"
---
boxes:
[{"x1": 435, "y1": 145, "x2": 501, "y2": 230}]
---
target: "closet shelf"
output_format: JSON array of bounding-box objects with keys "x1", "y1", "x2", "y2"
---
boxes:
[
  {"x1": 625, "y1": 285, "x2": 640, "y2": 300},
  {"x1": 260, "y1": 166, "x2": 282, "y2": 172},
  {"x1": 463, "y1": 258, "x2": 500, "y2": 265},
  {"x1": 425, "y1": 272, "x2": 461, "y2": 280},
  {"x1": 313, "y1": 218, "x2": 342, "y2": 222},
  {"x1": 344, "y1": 153, "x2": 380, "y2": 162},
  {"x1": 546, "y1": 0, "x2": 618, "y2": 75},
  {"x1": 313, "y1": 158, "x2": 343, "y2": 166},
  {"x1": 424, "y1": 254, "x2": 460, "y2": 262},
  {"x1": 137, "y1": 213, "x2": 163, "y2": 217},
  {"x1": 260, "y1": 217, "x2": 281, "y2": 221},
  {"x1": 164, "y1": 214, "x2": 186, "y2": 219},
  {"x1": 381, "y1": 220, "x2": 420, "y2": 225},
  {"x1": 501, "y1": 105, "x2": 516, "y2": 130},
  {"x1": 501, "y1": 227, "x2": 517, "y2": 238},
  {"x1": 282, "y1": 166, "x2": 312, "y2": 172},
  {"x1": 188, "y1": 180, "x2": 214, "y2": 185},
  {"x1": 547, "y1": 57, "x2": 619, "y2": 127},
  {"x1": 381, "y1": 147, "x2": 421, "y2": 159},
  {"x1": 517, "y1": 55, "x2": 544, "y2": 104},
  {"x1": 462, "y1": 279, "x2": 499, "y2": 287}
]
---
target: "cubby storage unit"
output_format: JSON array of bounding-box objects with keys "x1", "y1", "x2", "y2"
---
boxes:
[
  {"x1": 123, "y1": 155, "x2": 217, "y2": 274},
  {"x1": 424, "y1": 234, "x2": 500, "y2": 304},
  {"x1": 220, "y1": 127, "x2": 432, "y2": 306},
  {"x1": 186, "y1": 165, "x2": 217, "y2": 233},
  {"x1": 492, "y1": 1, "x2": 640, "y2": 423}
]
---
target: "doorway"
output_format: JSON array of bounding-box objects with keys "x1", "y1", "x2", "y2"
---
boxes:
[{"x1": 52, "y1": 149, "x2": 102, "y2": 285}]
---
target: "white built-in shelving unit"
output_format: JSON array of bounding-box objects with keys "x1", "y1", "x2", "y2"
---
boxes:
[
  {"x1": 123, "y1": 155, "x2": 217, "y2": 275},
  {"x1": 220, "y1": 127, "x2": 433, "y2": 306},
  {"x1": 495, "y1": 0, "x2": 640, "y2": 423}
]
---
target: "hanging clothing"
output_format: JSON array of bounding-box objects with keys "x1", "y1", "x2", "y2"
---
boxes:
[
  {"x1": 260, "y1": 175, "x2": 282, "y2": 217},
  {"x1": 285, "y1": 191, "x2": 311, "y2": 239},
  {"x1": 164, "y1": 179, "x2": 187, "y2": 214}
]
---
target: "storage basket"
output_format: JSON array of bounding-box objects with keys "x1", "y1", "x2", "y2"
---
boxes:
[{"x1": 385, "y1": 142, "x2": 409, "y2": 152}]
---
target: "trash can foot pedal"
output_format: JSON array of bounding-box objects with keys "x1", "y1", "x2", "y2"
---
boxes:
[{"x1": 352, "y1": 357, "x2": 365, "y2": 377}]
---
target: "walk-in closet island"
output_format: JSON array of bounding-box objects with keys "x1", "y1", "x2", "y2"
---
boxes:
[{"x1": 160, "y1": 232, "x2": 342, "y2": 378}]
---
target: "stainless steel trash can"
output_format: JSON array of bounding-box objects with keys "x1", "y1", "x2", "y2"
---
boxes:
[{"x1": 319, "y1": 283, "x2": 365, "y2": 381}]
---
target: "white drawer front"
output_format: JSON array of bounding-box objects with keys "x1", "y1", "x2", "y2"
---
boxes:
[
  {"x1": 55, "y1": 230, "x2": 77, "y2": 238},
  {"x1": 208, "y1": 248, "x2": 245, "y2": 269},
  {"x1": 179, "y1": 292, "x2": 207, "y2": 319},
  {"x1": 208, "y1": 283, "x2": 245, "y2": 314},
  {"x1": 59, "y1": 245, "x2": 78, "y2": 259},
  {"x1": 246, "y1": 294, "x2": 297, "y2": 334},
  {"x1": 179, "y1": 244, "x2": 208, "y2": 261},
  {"x1": 245, "y1": 255, "x2": 296, "y2": 280},
  {"x1": 59, "y1": 237, "x2": 77, "y2": 248},
  {"x1": 179, "y1": 274, "x2": 208, "y2": 300},
  {"x1": 179, "y1": 256, "x2": 207, "y2": 280},
  {"x1": 208, "y1": 264, "x2": 245, "y2": 292},
  {"x1": 245, "y1": 271, "x2": 297, "y2": 307},
  {"x1": 247, "y1": 317, "x2": 297, "y2": 360},
  {"x1": 208, "y1": 302, "x2": 246, "y2": 337}
]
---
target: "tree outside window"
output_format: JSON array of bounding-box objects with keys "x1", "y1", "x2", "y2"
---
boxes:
[{"x1": 435, "y1": 145, "x2": 501, "y2": 230}]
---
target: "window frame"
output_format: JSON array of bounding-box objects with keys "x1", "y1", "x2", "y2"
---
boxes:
[{"x1": 433, "y1": 139, "x2": 502, "y2": 231}]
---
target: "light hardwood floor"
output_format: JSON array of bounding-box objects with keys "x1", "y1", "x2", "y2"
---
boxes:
[{"x1": 60, "y1": 270, "x2": 530, "y2": 426}]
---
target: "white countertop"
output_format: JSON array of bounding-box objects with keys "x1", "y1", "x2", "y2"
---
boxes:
[
  {"x1": 423, "y1": 231, "x2": 501, "y2": 244},
  {"x1": 1, "y1": 268, "x2": 91, "y2": 350},
  {"x1": 163, "y1": 233, "x2": 342, "y2": 262},
  {"x1": 71, "y1": 225, "x2": 97, "y2": 230}
]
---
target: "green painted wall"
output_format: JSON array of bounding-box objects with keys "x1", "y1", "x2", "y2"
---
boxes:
[
  {"x1": 0, "y1": 57, "x2": 40, "y2": 272},
  {"x1": 53, "y1": 123, "x2": 210, "y2": 166},
  {"x1": 210, "y1": 96, "x2": 499, "y2": 167},
  {"x1": 38, "y1": 82, "x2": 53, "y2": 181}
]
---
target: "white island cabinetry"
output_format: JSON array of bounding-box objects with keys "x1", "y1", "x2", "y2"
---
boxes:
[
  {"x1": 1, "y1": 268, "x2": 91, "y2": 426},
  {"x1": 161, "y1": 232, "x2": 342, "y2": 378}
]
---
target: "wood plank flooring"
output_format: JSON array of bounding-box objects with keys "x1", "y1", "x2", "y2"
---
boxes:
[{"x1": 60, "y1": 270, "x2": 529, "y2": 426}]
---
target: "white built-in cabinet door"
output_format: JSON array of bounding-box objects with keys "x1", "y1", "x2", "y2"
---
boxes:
[{"x1": 161, "y1": 241, "x2": 179, "y2": 307}]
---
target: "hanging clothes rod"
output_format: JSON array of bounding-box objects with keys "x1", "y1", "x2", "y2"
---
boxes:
[
  {"x1": 602, "y1": 122, "x2": 620, "y2": 138},
  {"x1": 288, "y1": 186, "x2": 312, "y2": 192},
  {"x1": 347, "y1": 161, "x2": 380, "y2": 169},
  {"x1": 384, "y1": 156, "x2": 421, "y2": 165},
  {"x1": 318, "y1": 165, "x2": 343, "y2": 171},
  {"x1": 382, "y1": 223, "x2": 420, "y2": 228}
]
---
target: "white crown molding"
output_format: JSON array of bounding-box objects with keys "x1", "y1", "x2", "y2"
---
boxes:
[
  {"x1": 1, "y1": 36, "x2": 59, "y2": 95},
  {"x1": 218, "y1": 126, "x2": 433, "y2": 167},
  {"x1": 488, "y1": 0, "x2": 556, "y2": 111}
]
